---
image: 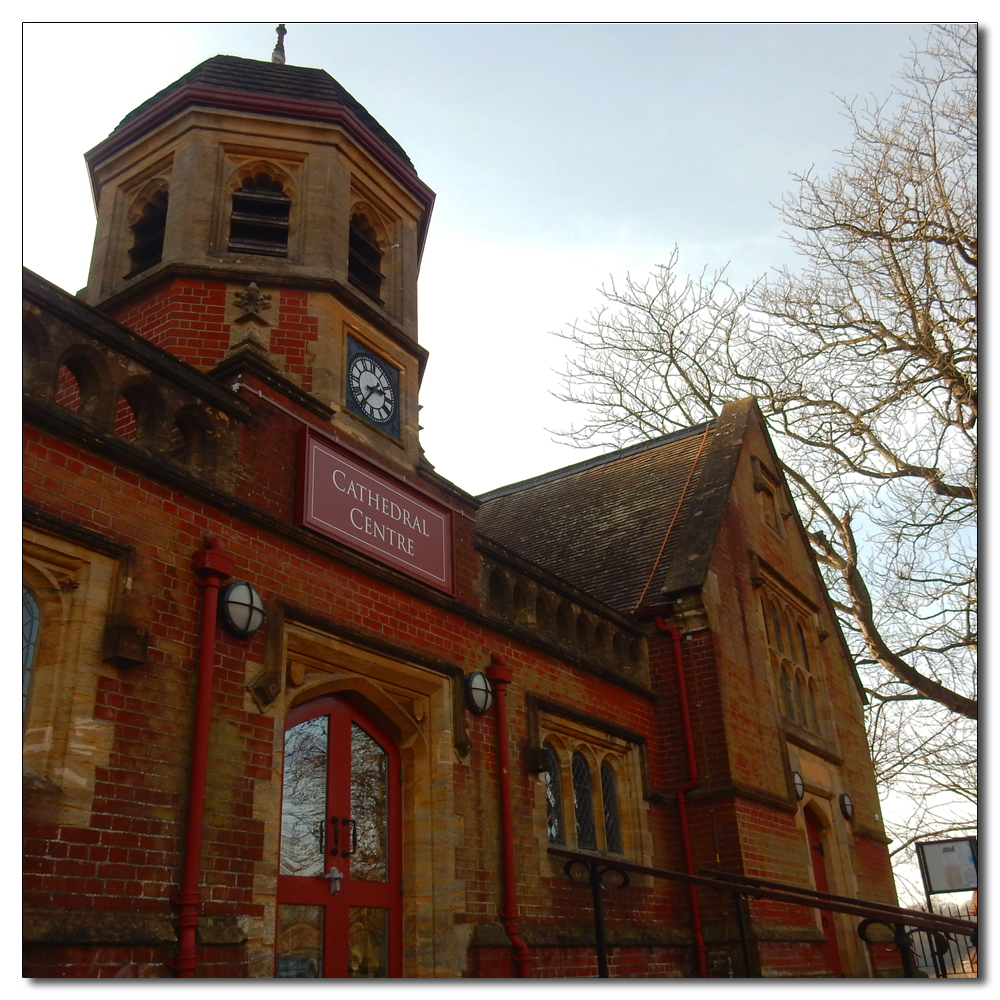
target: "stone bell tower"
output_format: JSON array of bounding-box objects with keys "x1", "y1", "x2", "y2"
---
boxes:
[{"x1": 80, "y1": 27, "x2": 435, "y2": 469}]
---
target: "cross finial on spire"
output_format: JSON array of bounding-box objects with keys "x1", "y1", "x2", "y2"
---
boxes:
[{"x1": 272, "y1": 24, "x2": 287, "y2": 65}]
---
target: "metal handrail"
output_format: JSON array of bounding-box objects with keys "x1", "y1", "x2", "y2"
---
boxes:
[
  {"x1": 696, "y1": 869, "x2": 977, "y2": 936},
  {"x1": 547, "y1": 847, "x2": 977, "y2": 977}
]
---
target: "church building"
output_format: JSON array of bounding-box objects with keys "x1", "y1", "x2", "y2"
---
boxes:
[{"x1": 23, "y1": 38, "x2": 902, "y2": 978}]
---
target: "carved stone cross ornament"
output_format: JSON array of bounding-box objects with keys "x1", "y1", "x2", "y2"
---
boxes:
[{"x1": 233, "y1": 282, "x2": 272, "y2": 325}]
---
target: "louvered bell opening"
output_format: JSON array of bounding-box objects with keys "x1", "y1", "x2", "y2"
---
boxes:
[
  {"x1": 348, "y1": 215, "x2": 384, "y2": 304},
  {"x1": 228, "y1": 176, "x2": 290, "y2": 257},
  {"x1": 125, "y1": 194, "x2": 168, "y2": 278}
]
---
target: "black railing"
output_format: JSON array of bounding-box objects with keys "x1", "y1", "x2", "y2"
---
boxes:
[
  {"x1": 546, "y1": 847, "x2": 977, "y2": 978},
  {"x1": 909, "y1": 903, "x2": 977, "y2": 978}
]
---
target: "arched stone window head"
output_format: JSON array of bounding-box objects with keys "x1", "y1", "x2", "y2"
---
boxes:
[{"x1": 349, "y1": 213, "x2": 384, "y2": 302}]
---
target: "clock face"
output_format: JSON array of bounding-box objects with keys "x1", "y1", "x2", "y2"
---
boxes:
[{"x1": 345, "y1": 340, "x2": 399, "y2": 437}]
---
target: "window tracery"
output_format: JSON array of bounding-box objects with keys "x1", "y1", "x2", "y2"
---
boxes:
[
  {"x1": 762, "y1": 591, "x2": 825, "y2": 735},
  {"x1": 752, "y1": 456, "x2": 786, "y2": 537},
  {"x1": 538, "y1": 723, "x2": 636, "y2": 858}
]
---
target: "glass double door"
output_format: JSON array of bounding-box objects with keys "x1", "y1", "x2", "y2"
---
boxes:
[{"x1": 276, "y1": 696, "x2": 401, "y2": 978}]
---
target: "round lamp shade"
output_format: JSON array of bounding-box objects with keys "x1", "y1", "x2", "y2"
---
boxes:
[
  {"x1": 465, "y1": 670, "x2": 494, "y2": 715},
  {"x1": 220, "y1": 581, "x2": 265, "y2": 638},
  {"x1": 792, "y1": 770, "x2": 805, "y2": 801},
  {"x1": 839, "y1": 793, "x2": 855, "y2": 821}
]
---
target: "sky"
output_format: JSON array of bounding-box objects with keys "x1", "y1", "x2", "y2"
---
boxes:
[{"x1": 22, "y1": 16, "x2": 946, "y2": 498}]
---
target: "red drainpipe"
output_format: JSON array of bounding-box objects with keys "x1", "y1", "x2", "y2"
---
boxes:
[
  {"x1": 485, "y1": 651, "x2": 532, "y2": 978},
  {"x1": 171, "y1": 537, "x2": 233, "y2": 977},
  {"x1": 655, "y1": 618, "x2": 709, "y2": 978}
]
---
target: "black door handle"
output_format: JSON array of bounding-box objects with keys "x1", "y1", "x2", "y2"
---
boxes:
[{"x1": 342, "y1": 817, "x2": 357, "y2": 858}]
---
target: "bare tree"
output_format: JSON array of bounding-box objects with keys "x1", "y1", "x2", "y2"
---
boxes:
[{"x1": 554, "y1": 24, "x2": 976, "y2": 854}]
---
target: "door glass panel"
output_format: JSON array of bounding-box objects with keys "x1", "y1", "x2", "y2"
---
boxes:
[
  {"x1": 348, "y1": 906, "x2": 388, "y2": 977},
  {"x1": 280, "y1": 715, "x2": 328, "y2": 876},
  {"x1": 275, "y1": 904, "x2": 323, "y2": 978},
  {"x1": 350, "y1": 722, "x2": 388, "y2": 881}
]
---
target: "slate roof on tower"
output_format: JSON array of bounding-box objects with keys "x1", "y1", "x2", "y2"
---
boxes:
[
  {"x1": 107, "y1": 55, "x2": 414, "y2": 170},
  {"x1": 476, "y1": 398, "x2": 757, "y2": 615}
]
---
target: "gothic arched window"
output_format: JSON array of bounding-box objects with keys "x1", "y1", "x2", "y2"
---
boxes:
[
  {"x1": 600, "y1": 760, "x2": 623, "y2": 855},
  {"x1": 348, "y1": 213, "x2": 384, "y2": 302},
  {"x1": 571, "y1": 752, "x2": 597, "y2": 850},
  {"x1": 543, "y1": 742, "x2": 564, "y2": 845},
  {"x1": 23, "y1": 586, "x2": 40, "y2": 713}
]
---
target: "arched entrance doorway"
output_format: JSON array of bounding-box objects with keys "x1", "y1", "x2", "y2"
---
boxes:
[
  {"x1": 805, "y1": 809, "x2": 843, "y2": 977},
  {"x1": 276, "y1": 695, "x2": 402, "y2": 977}
]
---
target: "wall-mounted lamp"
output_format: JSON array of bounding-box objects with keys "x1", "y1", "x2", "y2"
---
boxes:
[
  {"x1": 839, "y1": 793, "x2": 855, "y2": 821},
  {"x1": 219, "y1": 581, "x2": 265, "y2": 638},
  {"x1": 791, "y1": 770, "x2": 805, "y2": 801},
  {"x1": 465, "y1": 670, "x2": 494, "y2": 715}
]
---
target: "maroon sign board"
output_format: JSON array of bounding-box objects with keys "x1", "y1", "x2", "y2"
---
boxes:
[{"x1": 296, "y1": 428, "x2": 454, "y2": 593}]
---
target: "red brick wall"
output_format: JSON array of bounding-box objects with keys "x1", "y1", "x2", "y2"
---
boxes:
[
  {"x1": 23, "y1": 327, "x2": 899, "y2": 979},
  {"x1": 109, "y1": 281, "x2": 319, "y2": 387},
  {"x1": 111, "y1": 280, "x2": 229, "y2": 370},
  {"x1": 24, "y1": 416, "x2": 675, "y2": 976}
]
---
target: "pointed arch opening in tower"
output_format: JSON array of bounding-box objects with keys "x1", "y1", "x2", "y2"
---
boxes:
[
  {"x1": 348, "y1": 213, "x2": 384, "y2": 302},
  {"x1": 126, "y1": 189, "x2": 169, "y2": 277},
  {"x1": 229, "y1": 172, "x2": 291, "y2": 257}
]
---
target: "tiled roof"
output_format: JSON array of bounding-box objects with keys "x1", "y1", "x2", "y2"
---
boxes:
[
  {"x1": 477, "y1": 400, "x2": 755, "y2": 615},
  {"x1": 113, "y1": 55, "x2": 413, "y2": 170}
]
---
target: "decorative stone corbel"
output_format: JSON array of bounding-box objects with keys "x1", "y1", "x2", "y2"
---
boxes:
[
  {"x1": 228, "y1": 282, "x2": 275, "y2": 360},
  {"x1": 234, "y1": 282, "x2": 272, "y2": 324},
  {"x1": 247, "y1": 602, "x2": 285, "y2": 711}
]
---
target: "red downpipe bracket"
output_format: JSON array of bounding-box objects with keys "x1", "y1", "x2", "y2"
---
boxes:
[
  {"x1": 485, "y1": 652, "x2": 532, "y2": 978},
  {"x1": 170, "y1": 537, "x2": 233, "y2": 977},
  {"x1": 655, "y1": 619, "x2": 709, "y2": 978}
]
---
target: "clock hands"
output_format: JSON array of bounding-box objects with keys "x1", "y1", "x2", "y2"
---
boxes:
[{"x1": 362, "y1": 381, "x2": 387, "y2": 404}]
